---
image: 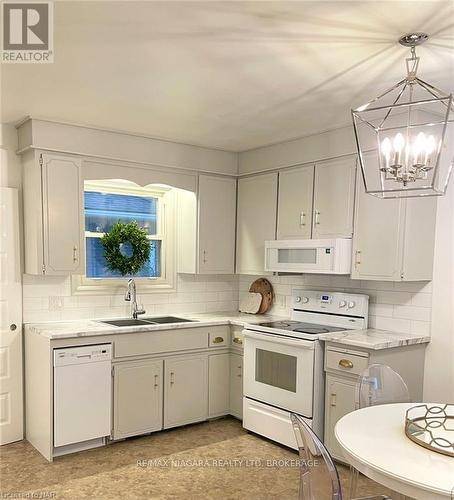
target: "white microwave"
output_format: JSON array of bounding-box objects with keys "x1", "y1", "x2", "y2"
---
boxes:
[{"x1": 264, "y1": 238, "x2": 352, "y2": 274}]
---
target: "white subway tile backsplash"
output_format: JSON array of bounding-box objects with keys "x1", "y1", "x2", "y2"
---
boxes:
[
  {"x1": 393, "y1": 305, "x2": 431, "y2": 322},
  {"x1": 23, "y1": 269, "x2": 433, "y2": 338}
]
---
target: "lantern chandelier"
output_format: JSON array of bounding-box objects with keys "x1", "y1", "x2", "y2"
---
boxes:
[{"x1": 352, "y1": 33, "x2": 454, "y2": 198}]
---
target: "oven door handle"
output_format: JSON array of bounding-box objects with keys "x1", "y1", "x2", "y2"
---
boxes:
[{"x1": 243, "y1": 330, "x2": 315, "y2": 349}]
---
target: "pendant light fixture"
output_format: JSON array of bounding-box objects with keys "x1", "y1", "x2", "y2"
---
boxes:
[{"x1": 352, "y1": 33, "x2": 454, "y2": 198}]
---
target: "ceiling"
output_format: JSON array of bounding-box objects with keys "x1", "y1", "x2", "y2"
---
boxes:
[{"x1": 1, "y1": 0, "x2": 453, "y2": 151}]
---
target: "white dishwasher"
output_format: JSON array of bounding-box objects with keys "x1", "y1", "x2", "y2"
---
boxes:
[{"x1": 54, "y1": 344, "x2": 112, "y2": 448}]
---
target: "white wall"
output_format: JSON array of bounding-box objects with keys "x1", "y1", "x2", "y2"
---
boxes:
[{"x1": 423, "y1": 179, "x2": 454, "y2": 401}]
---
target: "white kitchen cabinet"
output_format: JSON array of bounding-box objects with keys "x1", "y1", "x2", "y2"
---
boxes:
[
  {"x1": 23, "y1": 151, "x2": 85, "y2": 275},
  {"x1": 236, "y1": 172, "x2": 278, "y2": 274},
  {"x1": 324, "y1": 374, "x2": 357, "y2": 461},
  {"x1": 277, "y1": 165, "x2": 314, "y2": 239},
  {"x1": 113, "y1": 359, "x2": 163, "y2": 440},
  {"x1": 351, "y1": 168, "x2": 437, "y2": 281},
  {"x1": 177, "y1": 175, "x2": 236, "y2": 274},
  {"x1": 229, "y1": 353, "x2": 243, "y2": 419},
  {"x1": 312, "y1": 157, "x2": 356, "y2": 239},
  {"x1": 208, "y1": 353, "x2": 230, "y2": 417},
  {"x1": 198, "y1": 175, "x2": 236, "y2": 274},
  {"x1": 164, "y1": 354, "x2": 208, "y2": 429}
]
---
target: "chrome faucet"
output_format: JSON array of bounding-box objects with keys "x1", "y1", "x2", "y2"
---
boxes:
[{"x1": 124, "y1": 279, "x2": 146, "y2": 319}]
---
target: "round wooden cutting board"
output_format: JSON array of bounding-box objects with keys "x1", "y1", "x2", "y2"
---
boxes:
[{"x1": 249, "y1": 278, "x2": 274, "y2": 314}]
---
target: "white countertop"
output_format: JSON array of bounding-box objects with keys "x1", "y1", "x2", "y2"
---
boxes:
[
  {"x1": 25, "y1": 312, "x2": 281, "y2": 340},
  {"x1": 318, "y1": 328, "x2": 430, "y2": 350},
  {"x1": 26, "y1": 313, "x2": 431, "y2": 350}
]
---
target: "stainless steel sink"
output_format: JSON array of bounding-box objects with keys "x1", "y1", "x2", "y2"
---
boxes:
[
  {"x1": 101, "y1": 316, "x2": 196, "y2": 327},
  {"x1": 101, "y1": 319, "x2": 153, "y2": 327},
  {"x1": 142, "y1": 316, "x2": 196, "y2": 324}
]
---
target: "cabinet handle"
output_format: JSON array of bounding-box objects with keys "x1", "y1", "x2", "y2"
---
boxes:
[
  {"x1": 203, "y1": 250, "x2": 207, "y2": 264},
  {"x1": 299, "y1": 211, "x2": 306, "y2": 226},
  {"x1": 330, "y1": 393, "x2": 337, "y2": 407},
  {"x1": 339, "y1": 359, "x2": 354, "y2": 369},
  {"x1": 314, "y1": 210, "x2": 320, "y2": 225},
  {"x1": 355, "y1": 250, "x2": 361, "y2": 268},
  {"x1": 73, "y1": 246, "x2": 78, "y2": 263},
  {"x1": 212, "y1": 336, "x2": 224, "y2": 344},
  {"x1": 170, "y1": 371, "x2": 175, "y2": 385},
  {"x1": 232, "y1": 337, "x2": 243, "y2": 345},
  {"x1": 237, "y1": 365, "x2": 242, "y2": 378},
  {"x1": 154, "y1": 374, "x2": 159, "y2": 388}
]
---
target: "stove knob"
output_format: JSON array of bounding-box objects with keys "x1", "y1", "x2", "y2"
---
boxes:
[
  {"x1": 302, "y1": 297, "x2": 309, "y2": 304},
  {"x1": 339, "y1": 300, "x2": 347, "y2": 308},
  {"x1": 295, "y1": 296, "x2": 302, "y2": 303},
  {"x1": 348, "y1": 301, "x2": 356, "y2": 309}
]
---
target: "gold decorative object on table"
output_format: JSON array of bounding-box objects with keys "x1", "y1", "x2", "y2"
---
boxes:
[{"x1": 405, "y1": 404, "x2": 454, "y2": 457}]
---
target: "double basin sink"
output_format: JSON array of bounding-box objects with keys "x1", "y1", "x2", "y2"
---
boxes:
[{"x1": 100, "y1": 316, "x2": 196, "y2": 327}]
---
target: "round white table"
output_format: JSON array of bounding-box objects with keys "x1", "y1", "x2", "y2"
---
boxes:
[{"x1": 335, "y1": 403, "x2": 454, "y2": 500}]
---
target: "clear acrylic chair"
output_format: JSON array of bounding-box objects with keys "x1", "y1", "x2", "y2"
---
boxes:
[
  {"x1": 350, "y1": 364, "x2": 410, "y2": 499},
  {"x1": 290, "y1": 413, "x2": 390, "y2": 500}
]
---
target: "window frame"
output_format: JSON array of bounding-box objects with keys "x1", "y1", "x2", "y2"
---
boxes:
[{"x1": 71, "y1": 180, "x2": 176, "y2": 295}]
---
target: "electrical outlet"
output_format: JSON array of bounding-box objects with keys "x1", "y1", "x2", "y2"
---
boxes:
[{"x1": 49, "y1": 296, "x2": 64, "y2": 311}]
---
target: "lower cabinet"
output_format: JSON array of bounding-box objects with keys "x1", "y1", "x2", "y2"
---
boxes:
[
  {"x1": 113, "y1": 359, "x2": 163, "y2": 440},
  {"x1": 209, "y1": 353, "x2": 230, "y2": 417},
  {"x1": 229, "y1": 353, "x2": 243, "y2": 419},
  {"x1": 164, "y1": 354, "x2": 208, "y2": 429},
  {"x1": 324, "y1": 373, "x2": 357, "y2": 462}
]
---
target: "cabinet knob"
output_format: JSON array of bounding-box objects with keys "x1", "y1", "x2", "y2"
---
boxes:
[
  {"x1": 339, "y1": 359, "x2": 354, "y2": 369},
  {"x1": 10, "y1": 324, "x2": 17, "y2": 331},
  {"x1": 232, "y1": 337, "x2": 243, "y2": 345},
  {"x1": 212, "y1": 336, "x2": 224, "y2": 344}
]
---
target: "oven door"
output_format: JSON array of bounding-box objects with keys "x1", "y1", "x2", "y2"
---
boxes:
[{"x1": 243, "y1": 329, "x2": 315, "y2": 417}]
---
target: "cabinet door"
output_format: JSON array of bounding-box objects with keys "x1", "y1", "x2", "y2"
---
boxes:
[
  {"x1": 208, "y1": 353, "x2": 230, "y2": 417},
  {"x1": 236, "y1": 173, "x2": 278, "y2": 274},
  {"x1": 324, "y1": 374, "x2": 357, "y2": 461},
  {"x1": 41, "y1": 154, "x2": 85, "y2": 274},
  {"x1": 351, "y1": 168, "x2": 403, "y2": 280},
  {"x1": 198, "y1": 175, "x2": 236, "y2": 274},
  {"x1": 113, "y1": 360, "x2": 163, "y2": 439},
  {"x1": 312, "y1": 157, "x2": 356, "y2": 238},
  {"x1": 229, "y1": 353, "x2": 243, "y2": 419},
  {"x1": 277, "y1": 165, "x2": 314, "y2": 239},
  {"x1": 164, "y1": 355, "x2": 208, "y2": 429}
]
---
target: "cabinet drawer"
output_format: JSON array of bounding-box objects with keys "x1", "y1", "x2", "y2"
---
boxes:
[
  {"x1": 115, "y1": 328, "x2": 209, "y2": 358},
  {"x1": 325, "y1": 348, "x2": 369, "y2": 376},
  {"x1": 208, "y1": 326, "x2": 230, "y2": 347}
]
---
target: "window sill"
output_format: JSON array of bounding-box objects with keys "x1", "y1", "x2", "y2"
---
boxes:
[{"x1": 71, "y1": 275, "x2": 176, "y2": 296}]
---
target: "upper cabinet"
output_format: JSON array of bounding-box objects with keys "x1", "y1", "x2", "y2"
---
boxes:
[
  {"x1": 351, "y1": 168, "x2": 437, "y2": 281},
  {"x1": 276, "y1": 157, "x2": 356, "y2": 241},
  {"x1": 23, "y1": 152, "x2": 85, "y2": 275},
  {"x1": 198, "y1": 175, "x2": 236, "y2": 274},
  {"x1": 277, "y1": 165, "x2": 314, "y2": 240},
  {"x1": 177, "y1": 175, "x2": 236, "y2": 274},
  {"x1": 236, "y1": 172, "x2": 278, "y2": 275},
  {"x1": 312, "y1": 157, "x2": 356, "y2": 239}
]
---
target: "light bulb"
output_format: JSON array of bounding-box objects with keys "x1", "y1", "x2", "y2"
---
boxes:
[
  {"x1": 381, "y1": 137, "x2": 391, "y2": 156},
  {"x1": 426, "y1": 135, "x2": 436, "y2": 155},
  {"x1": 412, "y1": 132, "x2": 426, "y2": 163},
  {"x1": 393, "y1": 133, "x2": 405, "y2": 153}
]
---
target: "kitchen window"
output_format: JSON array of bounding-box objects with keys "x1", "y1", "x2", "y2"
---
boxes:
[{"x1": 72, "y1": 180, "x2": 175, "y2": 294}]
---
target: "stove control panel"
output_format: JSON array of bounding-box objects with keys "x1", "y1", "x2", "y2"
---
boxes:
[{"x1": 292, "y1": 289, "x2": 369, "y2": 317}]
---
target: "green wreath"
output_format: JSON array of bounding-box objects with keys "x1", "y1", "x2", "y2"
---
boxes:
[{"x1": 101, "y1": 221, "x2": 151, "y2": 276}]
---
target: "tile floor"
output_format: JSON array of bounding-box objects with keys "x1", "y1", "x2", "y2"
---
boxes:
[{"x1": 0, "y1": 417, "x2": 396, "y2": 499}]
